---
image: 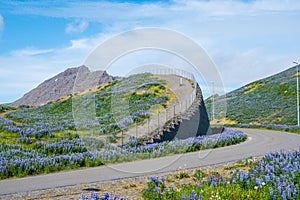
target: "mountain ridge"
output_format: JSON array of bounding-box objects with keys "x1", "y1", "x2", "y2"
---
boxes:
[{"x1": 11, "y1": 65, "x2": 118, "y2": 107}]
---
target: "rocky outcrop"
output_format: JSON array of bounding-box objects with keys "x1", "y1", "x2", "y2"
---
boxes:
[{"x1": 11, "y1": 65, "x2": 117, "y2": 107}]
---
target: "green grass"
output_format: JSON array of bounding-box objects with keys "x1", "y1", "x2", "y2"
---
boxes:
[
  {"x1": 0, "y1": 104, "x2": 16, "y2": 113},
  {"x1": 224, "y1": 124, "x2": 300, "y2": 134},
  {"x1": 206, "y1": 66, "x2": 300, "y2": 131},
  {"x1": 143, "y1": 177, "x2": 272, "y2": 200}
]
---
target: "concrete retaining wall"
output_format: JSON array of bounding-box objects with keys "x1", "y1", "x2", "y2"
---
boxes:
[{"x1": 153, "y1": 84, "x2": 211, "y2": 143}]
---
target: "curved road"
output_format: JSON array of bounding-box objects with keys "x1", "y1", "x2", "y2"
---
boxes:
[{"x1": 0, "y1": 128, "x2": 299, "y2": 196}]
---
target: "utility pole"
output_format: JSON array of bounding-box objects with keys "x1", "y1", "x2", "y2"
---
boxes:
[
  {"x1": 293, "y1": 61, "x2": 300, "y2": 126},
  {"x1": 211, "y1": 81, "x2": 215, "y2": 121}
]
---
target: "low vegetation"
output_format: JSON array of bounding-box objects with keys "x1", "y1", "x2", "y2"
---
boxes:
[
  {"x1": 79, "y1": 149, "x2": 300, "y2": 200},
  {"x1": 206, "y1": 66, "x2": 300, "y2": 133},
  {"x1": 0, "y1": 104, "x2": 15, "y2": 113},
  {"x1": 0, "y1": 129, "x2": 246, "y2": 179}
]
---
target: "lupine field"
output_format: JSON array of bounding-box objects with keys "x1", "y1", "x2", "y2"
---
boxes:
[
  {"x1": 78, "y1": 149, "x2": 299, "y2": 200},
  {"x1": 0, "y1": 128, "x2": 246, "y2": 179}
]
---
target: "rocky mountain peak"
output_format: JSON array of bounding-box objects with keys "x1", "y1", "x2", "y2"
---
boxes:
[{"x1": 11, "y1": 65, "x2": 117, "y2": 107}]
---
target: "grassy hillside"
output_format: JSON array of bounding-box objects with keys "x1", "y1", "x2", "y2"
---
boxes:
[
  {"x1": 0, "y1": 73, "x2": 172, "y2": 145},
  {"x1": 0, "y1": 104, "x2": 16, "y2": 113},
  {"x1": 205, "y1": 66, "x2": 299, "y2": 128}
]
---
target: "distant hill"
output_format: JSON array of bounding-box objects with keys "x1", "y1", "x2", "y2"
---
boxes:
[
  {"x1": 11, "y1": 65, "x2": 118, "y2": 107},
  {"x1": 205, "y1": 66, "x2": 298, "y2": 126}
]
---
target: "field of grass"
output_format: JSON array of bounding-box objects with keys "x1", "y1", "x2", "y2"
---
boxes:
[
  {"x1": 206, "y1": 66, "x2": 300, "y2": 132},
  {"x1": 225, "y1": 123, "x2": 300, "y2": 134}
]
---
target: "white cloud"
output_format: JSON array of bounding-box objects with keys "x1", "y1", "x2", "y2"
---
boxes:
[
  {"x1": 252, "y1": 0, "x2": 300, "y2": 11},
  {"x1": 0, "y1": 40, "x2": 93, "y2": 103},
  {"x1": 173, "y1": 0, "x2": 300, "y2": 15},
  {"x1": 68, "y1": 38, "x2": 93, "y2": 50},
  {"x1": 6, "y1": 0, "x2": 300, "y2": 20},
  {"x1": 6, "y1": 1, "x2": 167, "y2": 22},
  {"x1": 11, "y1": 47, "x2": 54, "y2": 57},
  {"x1": 65, "y1": 19, "x2": 89, "y2": 34},
  {"x1": 210, "y1": 48, "x2": 296, "y2": 93}
]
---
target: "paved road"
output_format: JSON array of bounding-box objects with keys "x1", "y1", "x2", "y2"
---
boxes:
[{"x1": 0, "y1": 128, "x2": 299, "y2": 196}]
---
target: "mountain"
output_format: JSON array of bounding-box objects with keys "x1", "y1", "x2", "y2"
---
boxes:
[
  {"x1": 205, "y1": 66, "x2": 298, "y2": 126},
  {"x1": 11, "y1": 65, "x2": 118, "y2": 107}
]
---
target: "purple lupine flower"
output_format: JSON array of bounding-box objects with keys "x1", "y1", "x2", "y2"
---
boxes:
[
  {"x1": 269, "y1": 187, "x2": 274, "y2": 198},
  {"x1": 153, "y1": 184, "x2": 158, "y2": 193},
  {"x1": 181, "y1": 193, "x2": 185, "y2": 200}
]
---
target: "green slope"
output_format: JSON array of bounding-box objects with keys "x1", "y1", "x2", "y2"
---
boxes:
[
  {"x1": 0, "y1": 73, "x2": 172, "y2": 144},
  {"x1": 205, "y1": 66, "x2": 298, "y2": 127}
]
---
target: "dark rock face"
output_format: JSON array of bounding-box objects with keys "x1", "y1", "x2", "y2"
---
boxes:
[{"x1": 11, "y1": 65, "x2": 116, "y2": 107}]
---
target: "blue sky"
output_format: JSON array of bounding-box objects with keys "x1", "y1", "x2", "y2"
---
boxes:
[{"x1": 0, "y1": 0, "x2": 300, "y2": 103}]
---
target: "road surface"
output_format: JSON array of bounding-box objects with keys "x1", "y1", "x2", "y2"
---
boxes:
[{"x1": 0, "y1": 128, "x2": 299, "y2": 196}]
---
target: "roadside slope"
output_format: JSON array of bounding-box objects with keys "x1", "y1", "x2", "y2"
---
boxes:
[{"x1": 206, "y1": 66, "x2": 298, "y2": 126}]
